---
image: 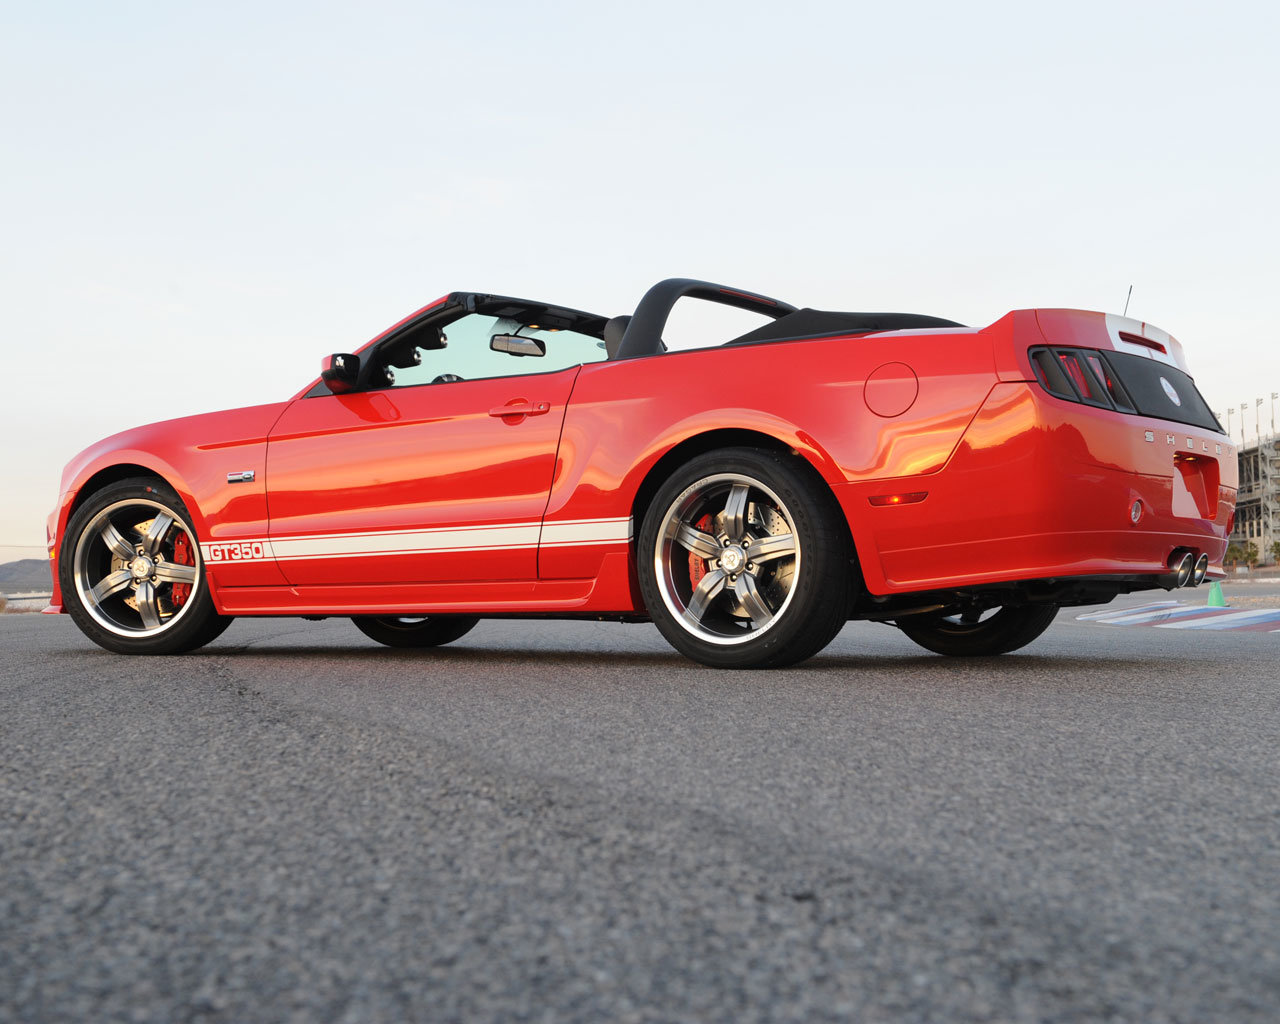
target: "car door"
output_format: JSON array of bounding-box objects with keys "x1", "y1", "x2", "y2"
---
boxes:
[{"x1": 265, "y1": 312, "x2": 600, "y2": 587}]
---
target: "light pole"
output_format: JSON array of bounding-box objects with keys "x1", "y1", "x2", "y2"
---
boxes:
[
  {"x1": 1240, "y1": 403, "x2": 1249, "y2": 445},
  {"x1": 1227, "y1": 407, "x2": 1235, "y2": 438},
  {"x1": 1258, "y1": 397, "x2": 1264, "y2": 443},
  {"x1": 1272, "y1": 392, "x2": 1278, "y2": 438}
]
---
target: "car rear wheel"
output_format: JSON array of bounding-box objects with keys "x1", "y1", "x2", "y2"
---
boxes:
[
  {"x1": 60, "y1": 477, "x2": 232, "y2": 654},
  {"x1": 895, "y1": 604, "x2": 1059, "y2": 657},
  {"x1": 351, "y1": 615, "x2": 479, "y2": 648},
  {"x1": 638, "y1": 447, "x2": 852, "y2": 669}
]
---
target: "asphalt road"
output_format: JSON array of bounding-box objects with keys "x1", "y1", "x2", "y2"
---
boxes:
[{"x1": 2, "y1": 597, "x2": 1278, "y2": 1022}]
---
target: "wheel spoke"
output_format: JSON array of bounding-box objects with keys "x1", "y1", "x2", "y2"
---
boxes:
[
  {"x1": 721, "y1": 484, "x2": 750, "y2": 539},
  {"x1": 141, "y1": 513, "x2": 175, "y2": 556},
  {"x1": 685, "y1": 568, "x2": 728, "y2": 624},
  {"x1": 673, "y1": 521, "x2": 721, "y2": 560},
  {"x1": 135, "y1": 580, "x2": 162, "y2": 629},
  {"x1": 733, "y1": 573, "x2": 775, "y2": 629},
  {"x1": 746, "y1": 532, "x2": 795, "y2": 564},
  {"x1": 89, "y1": 569, "x2": 133, "y2": 605},
  {"x1": 153, "y1": 561, "x2": 198, "y2": 585},
  {"x1": 100, "y1": 521, "x2": 136, "y2": 560}
]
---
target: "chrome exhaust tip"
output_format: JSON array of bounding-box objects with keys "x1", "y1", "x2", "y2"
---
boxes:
[
  {"x1": 1164, "y1": 550, "x2": 1195, "y2": 589},
  {"x1": 1191, "y1": 553, "x2": 1209, "y2": 587}
]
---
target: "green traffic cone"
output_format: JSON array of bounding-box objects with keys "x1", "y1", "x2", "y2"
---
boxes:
[{"x1": 1207, "y1": 580, "x2": 1225, "y2": 607}]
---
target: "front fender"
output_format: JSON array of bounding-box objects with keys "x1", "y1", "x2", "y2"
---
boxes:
[{"x1": 51, "y1": 401, "x2": 294, "y2": 599}]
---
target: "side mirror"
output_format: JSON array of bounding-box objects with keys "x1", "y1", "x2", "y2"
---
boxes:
[
  {"x1": 321, "y1": 353, "x2": 359, "y2": 394},
  {"x1": 490, "y1": 334, "x2": 546, "y2": 358}
]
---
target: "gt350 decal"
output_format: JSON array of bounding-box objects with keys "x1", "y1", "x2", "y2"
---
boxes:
[{"x1": 204, "y1": 541, "x2": 269, "y2": 562}]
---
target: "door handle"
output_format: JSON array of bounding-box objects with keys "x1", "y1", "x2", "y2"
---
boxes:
[{"x1": 488, "y1": 400, "x2": 551, "y2": 419}]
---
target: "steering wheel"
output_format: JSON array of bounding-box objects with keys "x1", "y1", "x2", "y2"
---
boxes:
[{"x1": 431, "y1": 373, "x2": 465, "y2": 384}]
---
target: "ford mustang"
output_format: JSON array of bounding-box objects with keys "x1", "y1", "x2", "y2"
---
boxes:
[{"x1": 46, "y1": 278, "x2": 1237, "y2": 667}]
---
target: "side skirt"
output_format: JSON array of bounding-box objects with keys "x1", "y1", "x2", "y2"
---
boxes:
[{"x1": 209, "y1": 551, "x2": 643, "y2": 617}]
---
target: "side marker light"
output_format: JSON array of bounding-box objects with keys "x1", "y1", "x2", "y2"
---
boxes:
[{"x1": 869, "y1": 491, "x2": 928, "y2": 507}]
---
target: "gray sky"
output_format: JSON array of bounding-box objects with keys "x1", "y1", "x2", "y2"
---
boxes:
[{"x1": 3, "y1": 0, "x2": 1278, "y2": 554}]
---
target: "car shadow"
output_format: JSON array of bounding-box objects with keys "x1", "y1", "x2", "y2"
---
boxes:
[{"x1": 180, "y1": 640, "x2": 1159, "y2": 679}]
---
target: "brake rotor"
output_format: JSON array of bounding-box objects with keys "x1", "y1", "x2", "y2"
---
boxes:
[{"x1": 750, "y1": 503, "x2": 794, "y2": 611}]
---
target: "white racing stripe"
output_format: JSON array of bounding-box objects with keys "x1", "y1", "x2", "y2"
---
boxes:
[
  {"x1": 1104, "y1": 313, "x2": 1182, "y2": 370},
  {"x1": 539, "y1": 518, "x2": 633, "y2": 547},
  {"x1": 201, "y1": 516, "x2": 633, "y2": 563},
  {"x1": 271, "y1": 524, "x2": 542, "y2": 561}
]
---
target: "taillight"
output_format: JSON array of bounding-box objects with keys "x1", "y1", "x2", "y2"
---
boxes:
[
  {"x1": 1083, "y1": 353, "x2": 1135, "y2": 411},
  {"x1": 1028, "y1": 345, "x2": 1221, "y2": 433},
  {"x1": 1053, "y1": 351, "x2": 1111, "y2": 407}
]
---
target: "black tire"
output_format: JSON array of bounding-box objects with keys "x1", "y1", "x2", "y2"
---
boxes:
[
  {"x1": 60, "y1": 476, "x2": 233, "y2": 655},
  {"x1": 351, "y1": 615, "x2": 479, "y2": 648},
  {"x1": 637, "y1": 447, "x2": 852, "y2": 669},
  {"x1": 896, "y1": 604, "x2": 1059, "y2": 657}
]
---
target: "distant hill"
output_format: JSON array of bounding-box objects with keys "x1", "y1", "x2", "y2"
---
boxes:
[{"x1": 0, "y1": 559, "x2": 52, "y2": 594}]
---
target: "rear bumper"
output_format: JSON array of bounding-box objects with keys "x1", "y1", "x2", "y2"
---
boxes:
[{"x1": 840, "y1": 382, "x2": 1235, "y2": 596}]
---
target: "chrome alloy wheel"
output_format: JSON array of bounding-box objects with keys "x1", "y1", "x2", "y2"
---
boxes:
[
  {"x1": 72, "y1": 497, "x2": 202, "y2": 638},
  {"x1": 653, "y1": 472, "x2": 801, "y2": 646}
]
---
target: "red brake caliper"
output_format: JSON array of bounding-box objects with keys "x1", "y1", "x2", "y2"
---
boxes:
[
  {"x1": 171, "y1": 532, "x2": 194, "y2": 608},
  {"x1": 689, "y1": 513, "x2": 714, "y2": 587}
]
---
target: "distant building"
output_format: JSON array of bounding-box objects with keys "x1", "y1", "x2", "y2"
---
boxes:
[{"x1": 1233, "y1": 437, "x2": 1280, "y2": 564}]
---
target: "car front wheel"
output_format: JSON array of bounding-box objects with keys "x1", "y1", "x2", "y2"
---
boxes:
[
  {"x1": 895, "y1": 604, "x2": 1059, "y2": 657},
  {"x1": 638, "y1": 447, "x2": 852, "y2": 669},
  {"x1": 60, "y1": 477, "x2": 232, "y2": 654},
  {"x1": 351, "y1": 615, "x2": 479, "y2": 648}
]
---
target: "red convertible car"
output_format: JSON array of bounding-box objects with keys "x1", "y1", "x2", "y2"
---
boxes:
[{"x1": 47, "y1": 278, "x2": 1236, "y2": 667}]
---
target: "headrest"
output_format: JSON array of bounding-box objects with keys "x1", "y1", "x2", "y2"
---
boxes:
[{"x1": 603, "y1": 315, "x2": 632, "y2": 359}]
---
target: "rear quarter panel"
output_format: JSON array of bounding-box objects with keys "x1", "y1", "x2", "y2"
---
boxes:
[
  {"x1": 859, "y1": 308, "x2": 1234, "y2": 593},
  {"x1": 542, "y1": 330, "x2": 1000, "y2": 582}
]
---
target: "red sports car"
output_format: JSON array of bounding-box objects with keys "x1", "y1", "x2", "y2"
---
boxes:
[{"x1": 47, "y1": 278, "x2": 1236, "y2": 667}]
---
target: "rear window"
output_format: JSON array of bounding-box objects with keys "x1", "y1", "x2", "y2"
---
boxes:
[{"x1": 1029, "y1": 346, "x2": 1221, "y2": 433}]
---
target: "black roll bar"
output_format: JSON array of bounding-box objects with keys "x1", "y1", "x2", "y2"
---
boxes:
[{"x1": 613, "y1": 278, "x2": 798, "y2": 360}]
